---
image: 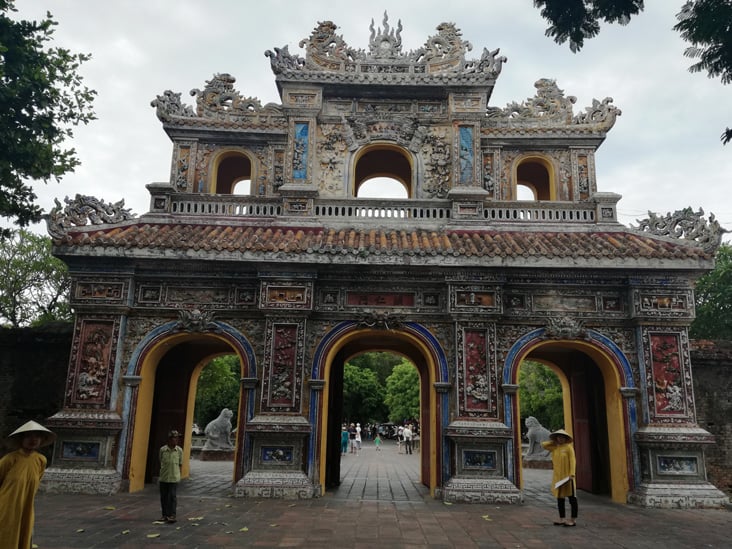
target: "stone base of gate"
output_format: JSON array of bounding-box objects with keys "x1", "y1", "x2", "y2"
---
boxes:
[
  {"x1": 628, "y1": 481, "x2": 728, "y2": 509},
  {"x1": 235, "y1": 471, "x2": 317, "y2": 499},
  {"x1": 41, "y1": 467, "x2": 122, "y2": 495},
  {"x1": 442, "y1": 477, "x2": 521, "y2": 504}
]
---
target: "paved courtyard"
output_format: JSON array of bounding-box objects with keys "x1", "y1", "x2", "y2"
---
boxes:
[{"x1": 33, "y1": 439, "x2": 730, "y2": 548}]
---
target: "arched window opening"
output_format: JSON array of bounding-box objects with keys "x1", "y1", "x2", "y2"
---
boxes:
[
  {"x1": 354, "y1": 146, "x2": 412, "y2": 198},
  {"x1": 232, "y1": 179, "x2": 252, "y2": 195},
  {"x1": 516, "y1": 184, "x2": 536, "y2": 201},
  {"x1": 516, "y1": 160, "x2": 551, "y2": 201},
  {"x1": 358, "y1": 177, "x2": 408, "y2": 199},
  {"x1": 215, "y1": 154, "x2": 251, "y2": 194}
]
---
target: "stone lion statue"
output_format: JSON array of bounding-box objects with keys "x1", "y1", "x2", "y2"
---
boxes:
[
  {"x1": 524, "y1": 416, "x2": 550, "y2": 457},
  {"x1": 203, "y1": 408, "x2": 234, "y2": 450}
]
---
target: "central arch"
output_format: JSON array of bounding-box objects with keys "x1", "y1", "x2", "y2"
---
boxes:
[{"x1": 311, "y1": 322, "x2": 449, "y2": 497}]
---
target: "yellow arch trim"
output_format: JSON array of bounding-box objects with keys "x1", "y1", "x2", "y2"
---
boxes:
[
  {"x1": 318, "y1": 327, "x2": 438, "y2": 496},
  {"x1": 518, "y1": 339, "x2": 629, "y2": 503}
]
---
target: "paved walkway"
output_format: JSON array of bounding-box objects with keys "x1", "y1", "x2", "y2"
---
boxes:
[{"x1": 33, "y1": 439, "x2": 730, "y2": 548}]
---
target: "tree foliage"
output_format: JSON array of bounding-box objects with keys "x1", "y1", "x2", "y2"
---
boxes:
[
  {"x1": 690, "y1": 243, "x2": 732, "y2": 339},
  {"x1": 194, "y1": 355, "x2": 240, "y2": 428},
  {"x1": 519, "y1": 360, "x2": 564, "y2": 432},
  {"x1": 342, "y1": 362, "x2": 386, "y2": 423},
  {"x1": 384, "y1": 360, "x2": 420, "y2": 423},
  {"x1": 345, "y1": 351, "x2": 404, "y2": 384},
  {"x1": 0, "y1": 1, "x2": 96, "y2": 237},
  {"x1": 534, "y1": 0, "x2": 732, "y2": 143},
  {"x1": 0, "y1": 229, "x2": 70, "y2": 327}
]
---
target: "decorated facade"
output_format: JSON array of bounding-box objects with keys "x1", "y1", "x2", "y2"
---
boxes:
[{"x1": 43, "y1": 15, "x2": 727, "y2": 507}]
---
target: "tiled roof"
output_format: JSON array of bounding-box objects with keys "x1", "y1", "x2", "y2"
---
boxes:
[{"x1": 55, "y1": 221, "x2": 711, "y2": 266}]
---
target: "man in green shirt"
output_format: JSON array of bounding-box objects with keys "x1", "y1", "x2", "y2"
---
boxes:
[{"x1": 159, "y1": 430, "x2": 183, "y2": 523}]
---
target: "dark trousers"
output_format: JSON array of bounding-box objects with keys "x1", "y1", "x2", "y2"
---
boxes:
[
  {"x1": 405, "y1": 439, "x2": 412, "y2": 454},
  {"x1": 557, "y1": 496, "x2": 578, "y2": 519},
  {"x1": 160, "y1": 481, "x2": 178, "y2": 518}
]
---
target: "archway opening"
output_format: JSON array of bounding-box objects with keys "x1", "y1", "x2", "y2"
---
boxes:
[
  {"x1": 320, "y1": 329, "x2": 438, "y2": 498},
  {"x1": 516, "y1": 341, "x2": 623, "y2": 499},
  {"x1": 516, "y1": 158, "x2": 552, "y2": 200},
  {"x1": 214, "y1": 153, "x2": 252, "y2": 194},
  {"x1": 353, "y1": 145, "x2": 413, "y2": 198},
  {"x1": 129, "y1": 333, "x2": 247, "y2": 493}
]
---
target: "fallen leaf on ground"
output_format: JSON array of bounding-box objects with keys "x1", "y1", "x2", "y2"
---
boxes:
[
  {"x1": 270, "y1": 523, "x2": 278, "y2": 527},
  {"x1": 482, "y1": 515, "x2": 492, "y2": 521},
  {"x1": 188, "y1": 516, "x2": 204, "y2": 521},
  {"x1": 76, "y1": 529, "x2": 85, "y2": 533},
  {"x1": 443, "y1": 502, "x2": 453, "y2": 506},
  {"x1": 121, "y1": 530, "x2": 130, "y2": 534},
  {"x1": 239, "y1": 527, "x2": 249, "y2": 532},
  {"x1": 103, "y1": 506, "x2": 116, "y2": 510},
  {"x1": 146, "y1": 533, "x2": 160, "y2": 538}
]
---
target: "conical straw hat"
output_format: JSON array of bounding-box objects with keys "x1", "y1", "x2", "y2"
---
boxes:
[
  {"x1": 7, "y1": 420, "x2": 57, "y2": 448},
  {"x1": 548, "y1": 428, "x2": 573, "y2": 442}
]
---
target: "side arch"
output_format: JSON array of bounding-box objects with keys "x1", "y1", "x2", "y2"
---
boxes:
[
  {"x1": 119, "y1": 321, "x2": 256, "y2": 492},
  {"x1": 309, "y1": 321, "x2": 450, "y2": 495},
  {"x1": 502, "y1": 328, "x2": 637, "y2": 503}
]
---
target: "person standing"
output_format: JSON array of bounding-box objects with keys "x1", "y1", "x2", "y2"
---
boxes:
[
  {"x1": 402, "y1": 424, "x2": 413, "y2": 455},
  {"x1": 159, "y1": 430, "x2": 183, "y2": 523},
  {"x1": 355, "y1": 423, "x2": 362, "y2": 452},
  {"x1": 340, "y1": 424, "x2": 349, "y2": 456},
  {"x1": 348, "y1": 423, "x2": 357, "y2": 454},
  {"x1": 0, "y1": 420, "x2": 56, "y2": 549},
  {"x1": 374, "y1": 433, "x2": 382, "y2": 451},
  {"x1": 541, "y1": 429, "x2": 578, "y2": 527}
]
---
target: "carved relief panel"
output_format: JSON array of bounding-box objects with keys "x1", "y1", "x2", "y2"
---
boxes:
[
  {"x1": 261, "y1": 320, "x2": 305, "y2": 412},
  {"x1": 72, "y1": 279, "x2": 128, "y2": 305},
  {"x1": 316, "y1": 123, "x2": 347, "y2": 195},
  {"x1": 260, "y1": 281, "x2": 313, "y2": 310},
  {"x1": 633, "y1": 290, "x2": 693, "y2": 319},
  {"x1": 66, "y1": 317, "x2": 120, "y2": 407},
  {"x1": 456, "y1": 323, "x2": 497, "y2": 417},
  {"x1": 449, "y1": 285, "x2": 501, "y2": 314},
  {"x1": 641, "y1": 328, "x2": 694, "y2": 423}
]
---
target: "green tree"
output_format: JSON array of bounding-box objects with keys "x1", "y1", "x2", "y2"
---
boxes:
[
  {"x1": 384, "y1": 360, "x2": 420, "y2": 423},
  {"x1": 0, "y1": 1, "x2": 96, "y2": 237},
  {"x1": 690, "y1": 243, "x2": 732, "y2": 339},
  {"x1": 519, "y1": 360, "x2": 564, "y2": 431},
  {"x1": 0, "y1": 229, "x2": 70, "y2": 327},
  {"x1": 343, "y1": 362, "x2": 386, "y2": 423},
  {"x1": 533, "y1": 0, "x2": 732, "y2": 143},
  {"x1": 345, "y1": 351, "x2": 404, "y2": 384},
  {"x1": 194, "y1": 355, "x2": 240, "y2": 428}
]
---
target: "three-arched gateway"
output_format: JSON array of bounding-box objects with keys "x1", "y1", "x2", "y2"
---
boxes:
[{"x1": 42, "y1": 15, "x2": 727, "y2": 507}]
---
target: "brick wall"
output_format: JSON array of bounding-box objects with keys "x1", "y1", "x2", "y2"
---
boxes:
[
  {"x1": 0, "y1": 322, "x2": 72, "y2": 455},
  {"x1": 691, "y1": 340, "x2": 732, "y2": 496}
]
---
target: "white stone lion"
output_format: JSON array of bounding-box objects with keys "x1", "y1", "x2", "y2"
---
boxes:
[
  {"x1": 524, "y1": 416, "x2": 550, "y2": 457},
  {"x1": 203, "y1": 408, "x2": 234, "y2": 450}
]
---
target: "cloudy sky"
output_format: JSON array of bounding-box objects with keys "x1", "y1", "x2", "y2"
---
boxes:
[{"x1": 12, "y1": 1, "x2": 732, "y2": 239}]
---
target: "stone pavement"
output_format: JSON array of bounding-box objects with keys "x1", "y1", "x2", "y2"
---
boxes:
[{"x1": 33, "y1": 439, "x2": 730, "y2": 548}]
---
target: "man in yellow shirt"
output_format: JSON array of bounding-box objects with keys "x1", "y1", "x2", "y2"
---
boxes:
[{"x1": 159, "y1": 430, "x2": 183, "y2": 523}]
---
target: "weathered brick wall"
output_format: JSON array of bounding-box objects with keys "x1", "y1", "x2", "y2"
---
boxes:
[
  {"x1": 691, "y1": 340, "x2": 732, "y2": 496},
  {"x1": 0, "y1": 322, "x2": 72, "y2": 455}
]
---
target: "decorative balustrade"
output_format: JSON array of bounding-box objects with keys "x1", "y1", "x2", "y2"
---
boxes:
[{"x1": 149, "y1": 187, "x2": 614, "y2": 226}]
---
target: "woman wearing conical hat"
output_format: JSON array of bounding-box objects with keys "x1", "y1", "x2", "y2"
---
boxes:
[
  {"x1": 541, "y1": 428, "x2": 578, "y2": 527},
  {"x1": 0, "y1": 420, "x2": 56, "y2": 549}
]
